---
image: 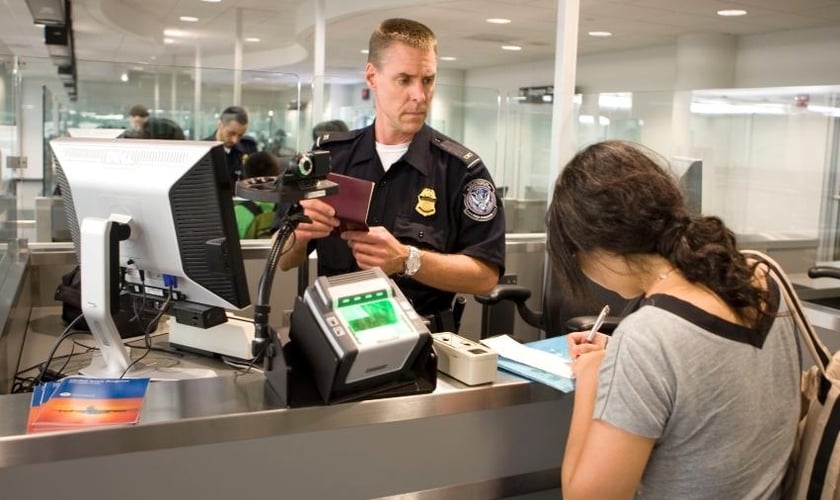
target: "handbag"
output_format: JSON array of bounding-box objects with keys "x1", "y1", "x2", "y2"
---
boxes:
[{"x1": 743, "y1": 250, "x2": 840, "y2": 499}]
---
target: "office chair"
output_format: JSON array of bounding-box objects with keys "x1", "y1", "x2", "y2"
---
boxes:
[{"x1": 475, "y1": 257, "x2": 638, "y2": 339}]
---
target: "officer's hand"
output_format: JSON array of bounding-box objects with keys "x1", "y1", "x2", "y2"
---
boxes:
[
  {"x1": 341, "y1": 226, "x2": 406, "y2": 275},
  {"x1": 294, "y1": 199, "x2": 339, "y2": 243}
]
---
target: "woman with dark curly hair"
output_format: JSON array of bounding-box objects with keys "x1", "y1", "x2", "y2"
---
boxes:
[{"x1": 556, "y1": 141, "x2": 800, "y2": 499}]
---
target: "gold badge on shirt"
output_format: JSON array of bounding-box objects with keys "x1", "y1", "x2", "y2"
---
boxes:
[{"x1": 415, "y1": 187, "x2": 437, "y2": 217}]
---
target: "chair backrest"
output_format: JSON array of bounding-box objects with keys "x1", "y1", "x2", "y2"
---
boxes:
[{"x1": 542, "y1": 258, "x2": 633, "y2": 337}]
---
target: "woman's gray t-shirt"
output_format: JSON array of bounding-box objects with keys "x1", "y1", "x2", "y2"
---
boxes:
[{"x1": 594, "y1": 284, "x2": 800, "y2": 499}]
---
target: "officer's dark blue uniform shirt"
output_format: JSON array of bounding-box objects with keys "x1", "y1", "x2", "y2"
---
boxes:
[
  {"x1": 312, "y1": 123, "x2": 506, "y2": 316},
  {"x1": 204, "y1": 134, "x2": 258, "y2": 186}
]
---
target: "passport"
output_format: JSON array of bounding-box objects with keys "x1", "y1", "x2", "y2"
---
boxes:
[{"x1": 324, "y1": 172, "x2": 373, "y2": 234}]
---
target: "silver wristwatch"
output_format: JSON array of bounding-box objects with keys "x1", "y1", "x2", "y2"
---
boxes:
[{"x1": 403, "y1": 245, "x2": 422, "y2": 276}]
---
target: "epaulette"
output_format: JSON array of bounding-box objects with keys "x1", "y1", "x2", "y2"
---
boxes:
[
  {"x1": 431, "y1": 133, "x2": 482, "y2": 169},
  {"x1": 314, "y1": 129, "x2": 361, "y2": 148}
]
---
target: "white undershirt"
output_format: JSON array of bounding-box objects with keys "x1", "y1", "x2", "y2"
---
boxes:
[{"x1": 376, "y1": 141, "x2": 410, "y2": 172}]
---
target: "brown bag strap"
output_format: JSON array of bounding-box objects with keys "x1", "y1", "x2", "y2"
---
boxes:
[{"x1": 742, "y1": 250, "x2": 832, "y2": 376}]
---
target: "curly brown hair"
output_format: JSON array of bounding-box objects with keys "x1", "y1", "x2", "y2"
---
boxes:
[{"x1": 547, "y1": 140, "x2": 769, "y2": 326}]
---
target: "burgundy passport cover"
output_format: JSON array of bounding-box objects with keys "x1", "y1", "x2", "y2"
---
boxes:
[{"x1": 324, "y1": 172, "x2": 373, "y2": 234}]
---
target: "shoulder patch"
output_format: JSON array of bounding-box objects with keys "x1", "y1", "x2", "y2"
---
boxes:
[
  {"x1": 315, "y1": 129, "x2": 361, "y2": 148},
  {"x1": 463, "y1": 178, "x2": 498, "y2": 222},
  {"x1": 432, "y1": 134, "x2": 482, "y2": 169}
]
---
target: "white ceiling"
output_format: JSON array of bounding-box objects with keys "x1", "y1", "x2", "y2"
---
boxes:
[{"x1": 3, "y1": 0, "x2": 840, "y2": 81}]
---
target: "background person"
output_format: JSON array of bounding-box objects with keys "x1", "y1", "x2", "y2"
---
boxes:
[
  {"x1": 234, "y1": 151, "x2": 280, "y2": 239},
  {"x1": 205, "y1": 105, "x2": 258, "y2": 185},
  {"x1": 122, "y1": 104, "x2": 185, "y2": 140},
  {"x1": 554, "y1": 140, "x2": 800, "y2": 499},
  {"x1": 277, "y1": 18, "x2": 505, "y2": 324},
  {"x1": 126, "y1": 104, "x2": 149, "y2": 134},
  {"x1": 312, "y1": 119, "x2": 349, "y2": 141}
]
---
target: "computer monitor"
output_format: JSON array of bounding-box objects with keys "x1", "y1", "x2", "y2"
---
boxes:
[
  {"x1": 50, "y1": 137, "x2": 250, "y2": 379},
  {"x1": 670, "y1": 156, "x2": 703, "y2": 215}
]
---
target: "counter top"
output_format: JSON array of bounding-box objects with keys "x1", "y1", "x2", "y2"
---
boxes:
[{"x1": 0, "y1": 358, "x2": 567, "y2": 469}]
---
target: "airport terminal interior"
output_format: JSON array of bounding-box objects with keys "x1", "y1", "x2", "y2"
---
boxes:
[{"x1": 2, "y1": 0, "x2": 840, "y2": 498}]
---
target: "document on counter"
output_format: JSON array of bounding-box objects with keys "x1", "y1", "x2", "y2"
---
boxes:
[{"x1": 481, "y1": 334, "x2": 574, "y2": 392}]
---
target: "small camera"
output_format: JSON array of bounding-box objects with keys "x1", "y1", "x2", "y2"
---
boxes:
[
  {"x1": 236, "y1": 149, "x2": 336, "y2": 203},
  {"x1": 281, "y1": 150, "x2": 331, "y2": 187}
]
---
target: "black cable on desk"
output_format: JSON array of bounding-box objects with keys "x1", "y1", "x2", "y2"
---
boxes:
[
  {"x1": 120, "y1": 290, "x2": 173, "y2": 378},
  {"x1": 33, "y1": 312, "x2": 88, "y2": 386}
]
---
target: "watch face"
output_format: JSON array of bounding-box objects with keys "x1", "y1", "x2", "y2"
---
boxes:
[{"x1": 406, "y1": 246, "x2": 421, "y2": 275}]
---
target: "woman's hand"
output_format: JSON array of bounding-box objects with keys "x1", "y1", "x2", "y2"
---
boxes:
[
  {"x1": 566, "y1": 331, "x2": 609, "y2": 380},
  {"x1": 566, "y1": 331, "x2": 609, "y2": 359}
]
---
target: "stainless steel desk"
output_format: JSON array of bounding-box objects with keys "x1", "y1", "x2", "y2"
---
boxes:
[{"x1": 0, "y1": 363, "x2": 570, "y2": 499}]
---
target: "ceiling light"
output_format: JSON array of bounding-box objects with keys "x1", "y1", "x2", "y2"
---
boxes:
[
  {"x1": 163, "y1": 29, "x2": 190, "y2": 38},
  {"x1": 440, "y1": 56, "x2": 457, "y2": 61},
  {"x1": 486, "y1": 18, "x2": 511, "y2": 24},
  {"x1": 245, "y1": 37, "x2": 260, "y2": 43},
  {"x1": 360, "y1": 49, "x2": 369, "y2": 54},
  {"x1": 717, "y1": 9, "x2": 747, "y2": 16},
  {"x1": 201, "y1": 0, "x2": 222, "y2": 2},
  {"x1": 588, "y1": 31, "x2": 613, "y2": 37},
  {"x1": 501, "y1": 45, "x2": 522, "y2": 51},
  {"x1": 163, "y1": 38, "x2": 175, "y2": 44},
  {"x1": 180, "y1": 16, "x2": 199, "y2": 22},
  {"x1": 120, "y1": 72, "x2": 128, "y2": 82}
]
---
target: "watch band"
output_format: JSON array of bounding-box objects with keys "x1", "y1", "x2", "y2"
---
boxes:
[{"x1": 403, "y1": 245, "x2": 421, "y2": 277}]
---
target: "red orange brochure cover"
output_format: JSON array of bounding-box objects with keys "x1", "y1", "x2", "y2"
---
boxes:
[
  {"x1": 26, "y1": 381, "x2": 60, "y2": 433},
  {"x1": 324, "y1": 172, "x2": 373, "y2": 234},
  {"x1": 28, "y1": 377, "x2": 150, "y2": 433}
]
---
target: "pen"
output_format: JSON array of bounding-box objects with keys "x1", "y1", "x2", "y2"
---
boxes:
[{"x1": 585, "y1": 305, "x2": 610, "y2": 343}]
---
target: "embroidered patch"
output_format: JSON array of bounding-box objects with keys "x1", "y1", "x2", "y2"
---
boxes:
[
  {"x1": 415, "y1": 187, "x2": 437, "y2": 217},
  {"x1": 463, "y1": 179, "x2": 497, "y2": 222}
]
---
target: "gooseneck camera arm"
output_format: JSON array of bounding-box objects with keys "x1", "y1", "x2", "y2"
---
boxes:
[
  {"x1": 251, "y1": 203, "x2": 307, "y2": 369},
  {"x1": 235, "y1": 150, "x2": 337, "y2": 404}
]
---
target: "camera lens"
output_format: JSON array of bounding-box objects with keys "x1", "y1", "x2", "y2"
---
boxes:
[{"x1": 297, "y1": 155, "x2": 313, "y2": 177}]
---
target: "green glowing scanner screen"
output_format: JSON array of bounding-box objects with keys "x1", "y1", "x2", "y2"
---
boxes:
[{"x1": 337, "y1": 298, "x2": 409, "y2": 346}]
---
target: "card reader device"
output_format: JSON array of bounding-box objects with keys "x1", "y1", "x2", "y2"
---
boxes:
[{"x1": 289, "y1": 267, "x2": 436, "y2": 404}]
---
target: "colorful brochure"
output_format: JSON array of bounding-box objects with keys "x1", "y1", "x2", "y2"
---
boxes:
[{"x1": 27, "y1": 376, "x2": 150, "y2": 433}]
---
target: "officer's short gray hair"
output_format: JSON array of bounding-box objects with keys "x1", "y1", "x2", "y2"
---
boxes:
[{"x1": 368, "y1": 18, "x2": 437, "y2": 68}]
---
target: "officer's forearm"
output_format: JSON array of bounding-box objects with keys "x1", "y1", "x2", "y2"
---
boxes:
[
  {"x1": 412, "y1": 251, "x2": 498, "y2": 295},
  {"x1": 277, "y1": 236, "x2": 308, "y2": 271}
]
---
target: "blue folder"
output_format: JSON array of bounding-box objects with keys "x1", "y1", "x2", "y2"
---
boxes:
[{"x1": 494, "y1": 336, "x2": 575, "y2": 393}]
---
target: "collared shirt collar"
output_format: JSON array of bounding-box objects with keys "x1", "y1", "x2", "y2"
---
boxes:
[{"x1": 353, "y1": 122, "x2": 432, "y2": 176}]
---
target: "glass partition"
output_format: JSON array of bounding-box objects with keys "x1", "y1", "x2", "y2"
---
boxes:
[
  {"x1": 0, "y1": 54, "x2": 18, "y2": 244},
  {"x1": 9, "y1": 56, "x2": 301, "y2": 243},
  {"x1": 8, "y1": 49, "x2": 840, "y2": 260},
  {"x1": 568, "y1": 85, "x2": 840, "y2": 266}
]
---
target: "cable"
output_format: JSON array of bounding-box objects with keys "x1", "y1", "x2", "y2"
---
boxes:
[
  {"x1": 120, "y1": 289, "x2": 173, "y2": 378},
  {"x1": 33, "y1": 312, "x2": 87, "y2": 385}
]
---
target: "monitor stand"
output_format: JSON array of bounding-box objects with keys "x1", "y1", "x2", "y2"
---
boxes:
[{"x1": 79, "y1": 216, "x2": 217, "y2": 381}]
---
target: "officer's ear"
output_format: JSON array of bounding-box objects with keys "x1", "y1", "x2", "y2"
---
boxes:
[{"x1": 364, "y1": 62, "x2": 377, "y2": 90}]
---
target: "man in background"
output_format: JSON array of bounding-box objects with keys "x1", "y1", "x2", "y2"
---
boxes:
[
  {"x1": 312, "y1": 119, "x2": 349, "y2": 141},
  {"x1": 205, "y1": 105, "x2": 258, "y2": 185},
  {"x1": 127, "y1": 104, "x2": 149, "y2": 134},
  {"x1": 123, "y1": 104, "x2": 185, "y2": 140},
  {"x1": 278, "y1": 18, "x2": 505, "y2": 329}
]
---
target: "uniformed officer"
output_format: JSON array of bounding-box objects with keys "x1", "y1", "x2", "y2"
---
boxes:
[
  {"x1": 205, "y1": 105, "x2": 258, "y2": 185},
  {"x1": 278, "y1": 18, "x2": 505, "y2": 320}
]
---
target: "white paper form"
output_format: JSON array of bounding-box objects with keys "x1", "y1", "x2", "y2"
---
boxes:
[{"x1": 481, "y1": 334, "x2": 574, "y2": 379}]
